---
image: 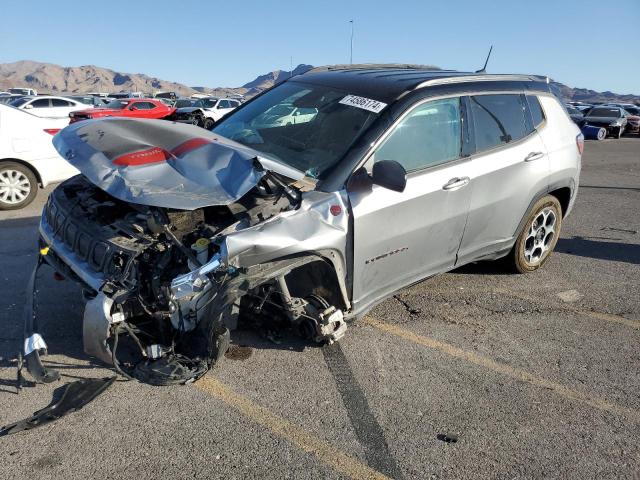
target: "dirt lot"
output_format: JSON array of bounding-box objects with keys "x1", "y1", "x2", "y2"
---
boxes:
[{"x1": 1, "y1": 137, "x2": 639, "y2": 479}]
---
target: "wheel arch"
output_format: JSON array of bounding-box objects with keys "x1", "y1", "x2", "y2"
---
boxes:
[
  {"x1": 0, "y1": 158, "x2": 43, "y2": 186},
  {"x1": 234, "y1": 251, "x2": 351, "y2": 311},
  {"x1": 513, "y1": 179, "x2": 574, "y2": 238},
  {"x1": 548, "y1": 186, "x2": 572, "y2": 217}
]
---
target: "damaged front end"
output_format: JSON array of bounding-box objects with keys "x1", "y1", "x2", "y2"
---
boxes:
[{"x1": 27, "y1": 118, "x2": 349, "y2": 385}]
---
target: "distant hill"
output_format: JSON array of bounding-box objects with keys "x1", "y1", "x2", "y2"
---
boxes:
[
  {"x1": 241, "y1": 64, "x2": 314, "y2": 96},
  {"x1": 0, "y1": 60, "x2": 638, "y2": 104},
  {"x1": 0, "y1": 60, "x2": 200, "y2": 96}
]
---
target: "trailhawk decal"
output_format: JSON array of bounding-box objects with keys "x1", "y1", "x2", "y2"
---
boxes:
[
  {"x1": 339, "y1": 95, "x2": 387, "y2": 113},
  {"x1": 365, "y1": 247, "x2": 408, "y2": 265}
]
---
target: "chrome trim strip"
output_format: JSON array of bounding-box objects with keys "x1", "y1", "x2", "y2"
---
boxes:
[{"x1": 414, "y1": 74, "x2": 541, "y2": 90}]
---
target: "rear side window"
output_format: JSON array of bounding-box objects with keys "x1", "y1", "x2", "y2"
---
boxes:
[
  {"x1": 51, "y1": 98, "x2": 73, "y2": 107},
  {"x1": 375, "y1": 97, "x2": 462, "y2": 172},
  {"x1": 31, "y1": 99, "x2": 50, "y2": 108},
  {"x1": 469, "y1": 94, "x2": 528, "y2": 152},
  {"x1": 526, "y1": 95, "x2": 545, "y2": 127}
]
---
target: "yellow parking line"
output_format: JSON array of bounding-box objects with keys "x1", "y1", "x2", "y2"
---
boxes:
[
  {"x1": 363, "y1": 317, "x2": 640, "y2": 422},
  {"x1": 195, "y1": 376, "x2": 391, "y2": 480},
  {"x1": 493, "y1": 288, "x2": 640, "y2": 330}
]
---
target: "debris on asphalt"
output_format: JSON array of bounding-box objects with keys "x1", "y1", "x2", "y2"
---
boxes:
[
  {"x1": 436, "y1": 433, "x2": 459, "y2": 444},
  {"x1": 0, "y1": 377, "x2": 116, "y2": 436},
  {"x1": 556, "y1": 289, "x2": 584, "y2": 303}
]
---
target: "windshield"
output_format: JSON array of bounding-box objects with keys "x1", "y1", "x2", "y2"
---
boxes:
[
  {"x1": 8, "y1": 88, "x2": 29, "y2": 95},
  {"x1": 566, "y1": 107, "x2": 581, "y2": 115},
  {"x1": 175, "y1": 99, "x2": 196, "y2": 108},
  {"x1": 212, "y1": 81, "x2": 382, "y2": 179},
  {"x1": 104, "y1": 100, "x2": 128, "y2": 109},
  {"x1": 587, "y1": 107, "x2": 620, "y2": 117},
  {"x1": 202, "y1": 98, "x2": 218, "y2": 108}
]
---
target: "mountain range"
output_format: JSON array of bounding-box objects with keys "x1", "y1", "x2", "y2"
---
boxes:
[{"x1": 0, "y1": 60, "x2": 638, "y2": 104}]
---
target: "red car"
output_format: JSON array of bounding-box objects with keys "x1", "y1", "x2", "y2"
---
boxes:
[{"x1": 69, "y1": 98, "x2": 175, "y2": 123}]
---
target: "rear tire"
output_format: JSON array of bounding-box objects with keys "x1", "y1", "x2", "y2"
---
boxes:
[
  {"x1": 0, "y1": 162, "x2": 38, "y2": 210},
  {"x1": 506, "y1": 195, "x2": 562, "y2": 273}
]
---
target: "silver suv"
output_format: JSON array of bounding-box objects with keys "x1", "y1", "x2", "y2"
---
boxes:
[{"x1": 26, "y1": 67, "x2": 582, "y2": 384}]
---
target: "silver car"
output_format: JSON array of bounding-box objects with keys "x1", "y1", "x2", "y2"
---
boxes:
[{"x1": 26, "y1": 67, "x2": 582, "y2": 385}]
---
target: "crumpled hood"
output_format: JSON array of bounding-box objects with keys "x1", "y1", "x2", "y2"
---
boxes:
[{"x1": 53, "y1": 117, "x2": 304, "y2": 210}]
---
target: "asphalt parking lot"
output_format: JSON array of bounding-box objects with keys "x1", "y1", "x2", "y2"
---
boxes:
[{"x1": 1, "y1": 137, "x2": 639, "y2": 479}]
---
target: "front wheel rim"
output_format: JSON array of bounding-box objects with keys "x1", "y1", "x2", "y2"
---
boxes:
[
  {"x1": 523, "y1": 207, "x2": 557, "y2": 265},
  {"x1": 0, "y1": 169, "x2": 31, "y2": 204}
]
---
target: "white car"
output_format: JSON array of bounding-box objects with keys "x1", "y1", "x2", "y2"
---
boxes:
[
  {"x1": 172, "y1": 97, "x2": 241, "y2": 129},
  {"x1": 9, "y1": 95, "x2": 89, "y2": 119},
  {"x1": 0, "y1": 104, "x2": 78, "y2": 209},
  {"x1": 251, "y1": 103, "x2": 318, "y2": 128},
  {"x1": 8, "y1": 87, "x2": 38, "y2": 96}
]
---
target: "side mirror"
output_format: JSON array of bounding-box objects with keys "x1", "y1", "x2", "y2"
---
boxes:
[
  {"x1": 24, "y1": 104, "x2": 33, "y2": 109},
  {"x1": 129, "y1": 106, "x2": 137, "y2": 111},
  {"x1": 371, "y1": 160, "x2": 407, "y2": 192}
]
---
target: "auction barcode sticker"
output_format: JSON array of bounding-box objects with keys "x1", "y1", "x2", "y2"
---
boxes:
[{"x1": 339, "y1": 95, "x2": 387, "y2": 113}]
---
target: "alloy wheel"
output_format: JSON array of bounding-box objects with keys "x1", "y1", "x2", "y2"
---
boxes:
[
  {"x1": 0, "y1": 169, "x2": 31, "y2": 205},
  {"x1": 523, "y1": 207, "x2": 556, "y2": 265}
]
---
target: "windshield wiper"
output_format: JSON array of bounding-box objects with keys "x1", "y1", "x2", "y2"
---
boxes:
[{"x1": 252, "y1": 157, "x2": 301, "y2": 204}]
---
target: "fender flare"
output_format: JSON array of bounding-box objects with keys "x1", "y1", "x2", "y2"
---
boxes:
[{"x1": 513, "y1": 179, "x2": 575, "y2": 239}]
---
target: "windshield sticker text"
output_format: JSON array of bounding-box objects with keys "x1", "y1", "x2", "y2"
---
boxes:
[{"x1": 339, "y1": 95, "x2": 387, "y2": 113}]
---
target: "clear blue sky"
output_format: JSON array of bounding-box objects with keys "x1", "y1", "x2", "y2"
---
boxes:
[{"x1": 2, "y1": 0, "x2": 639, "y2": 94}]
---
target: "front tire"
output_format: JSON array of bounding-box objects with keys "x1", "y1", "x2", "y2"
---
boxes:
[
  {"x1": 0, "y1": 162, "x2": 38, "y2": 210},
  {"x1": 506, "y1": 195, "x2": 562, "y2": 273},
  {"x1": 203, "y1": 118, "x2": 215, "y2": 130}
]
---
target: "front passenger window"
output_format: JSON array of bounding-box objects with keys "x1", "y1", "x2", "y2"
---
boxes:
[{"x1": 375, "y1": 97, "x2": 461, "y2": 172}]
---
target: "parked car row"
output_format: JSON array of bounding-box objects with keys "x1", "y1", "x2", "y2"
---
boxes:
[
  {"x1": 565, "y1": 102, "x2": 640, "y2": 138},
  {"x1": 0, "y1": 88, "x2": 242, "y2": 128}
]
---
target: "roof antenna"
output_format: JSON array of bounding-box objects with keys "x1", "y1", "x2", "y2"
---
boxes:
[{"x1": 475, "y1": 45, "x2": 493, "y2": 73}]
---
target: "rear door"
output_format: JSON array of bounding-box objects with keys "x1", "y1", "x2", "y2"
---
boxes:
[
  {"x1": 456, "y1": 93, "x2": 550, "y2": 264},
  {"x1": 50, "y1": 98, "x2": 78, "y2": 118},
  {"x1": 26, "y1": 98, "x2": 51, "y2": 117},
  {"x1": 349, "y1": 96, "x2": 473, "y2": 310}
]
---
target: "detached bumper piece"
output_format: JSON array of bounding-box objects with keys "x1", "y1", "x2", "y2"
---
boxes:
[
  {"x1": 22, "y1": 254, "x2": 60, "y2": 384},
  {"x1": 0, "y1": 377, "x2": 115, "y2": 437}
]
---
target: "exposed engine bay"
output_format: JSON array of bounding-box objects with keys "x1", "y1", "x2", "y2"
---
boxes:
[{"x1": 30, "y1": 173, "x2": 347, "y2": 385}]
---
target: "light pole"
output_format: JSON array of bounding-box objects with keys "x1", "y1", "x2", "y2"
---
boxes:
[{"x1": 349, "y1": 20, "x2": 354, "y2": 64}]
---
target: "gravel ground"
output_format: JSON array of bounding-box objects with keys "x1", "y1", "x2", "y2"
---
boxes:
[{"x1": 1, "y1": 136, "x2": 638, "y2": 479}]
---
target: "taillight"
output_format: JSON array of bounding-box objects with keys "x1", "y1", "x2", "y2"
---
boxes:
[
  {"x1": 44, "y1": 129, "x2": 61, "y2": 136},
  {"x1": 576, "y1": 133, "x2": 584, "y2": 155}
]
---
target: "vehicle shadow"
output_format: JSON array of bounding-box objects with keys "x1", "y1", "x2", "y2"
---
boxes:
[
  {"x1": 226, "y1": 327, "x2": 316, "y2": 360},
  {"x1": 452, "y1": 260, "x2": 511, "y2": 275},
  {"x1": 556, "y1": 236, "x2": 640, "y2": 265}
]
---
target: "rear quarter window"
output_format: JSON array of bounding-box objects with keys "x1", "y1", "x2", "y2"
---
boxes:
[{"x1": 526, "y1": 95, "x2": 545, "y2": 128}]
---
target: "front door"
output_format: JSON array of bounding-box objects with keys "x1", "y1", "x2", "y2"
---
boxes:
[{"x1": 349, "y1": 96, "x2": 472, "y2": 311}]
